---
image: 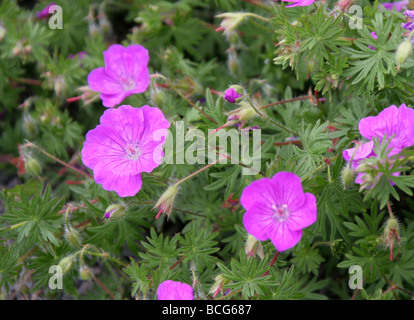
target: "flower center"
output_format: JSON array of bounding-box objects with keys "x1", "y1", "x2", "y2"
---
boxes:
[
  {"x1": 124, "y1": 142, "x2": 141, "y2": 160},
  {"x1": 120, "y1": 77, "x2": 136, "y2": 91},
  {"x1": 272, "y1": 204, "x2": 290, "y2": 222}
]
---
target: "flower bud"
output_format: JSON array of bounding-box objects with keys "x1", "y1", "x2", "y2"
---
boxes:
[
  {"x1": 104, "y1": 203, "x2": 127, "y2": 220},
  {"x1": 24, "y1": 157, "x2": 42, "y2": 176},
  {"x1": 239, "y1": 106, "x2": 256, "y2": 122},
  {"x1": 224, "y1": 86, "x2": 243, "y2": 103},
  {"x1": 153, "y1": 185, "x2": 178, "y2": 219},
  {"x1": 0, "y1": 25, "x2": 6, "y2": 42},
  {"x1": 88, "y1": 22, "x2": 100, "y2": 38},
  {"x1": 54, "y1": 75, "x2": 66, "y2": 97},
  {"x1": 215, "y1": 12, "x2": 247, "y2": 35},
  {"x1": 382, "y1": 217, "x2": 401, "y2": 261},
  {"x1": 227, "y1": 51, "x2": 239, "y2": 76},
  {"x1": 306, "y1": 58, "x2": 315, "y2": 75},
  {"x1": 23, "y1": 45, "x2": 32, "y2": 55},
  {"x1": 151, "y1": 88, "x2": 167, "y2": 107},
  {"x1": 65, "y1": 227, "x2": 81, "y2": 247},
  {"x1": 341, "y1": 166, "x2": 354, "y2": 189},
  {"x1": 245, "y1": 234, "x2": 264, "y2": 259},
  {"x1": 209, "y1": 274, "x2": 230, "y2": 298},
  {"x1": 396, "y1": 39, "x2": 412, "y2": 65},
  {"x1": 12, "y1": 40, "x2": 23, "y2": 56},
  {"x1": 58, "y1": 256, "x2": 74, "y2": 274},
  {"x1": 23, "y1": 113, "x2": 38, "y2": 136},
  {"x1": 80, "y1": 266, "x2": 92, "y2": 280},
  {"x1": 98, "y1": 14, "x2": 112, "y2": 34}
]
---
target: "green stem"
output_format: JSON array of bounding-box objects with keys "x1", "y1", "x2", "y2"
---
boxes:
[
  {"x1": 246, "y1": 12, "x2": 270, "y2": 23},
  {"x1": 0, "y1": 221, "x2": 27, "y2": 232}
]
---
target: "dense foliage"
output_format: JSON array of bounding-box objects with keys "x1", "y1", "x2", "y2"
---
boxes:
[{"x1": 1, "y1": 0, "x2": 414, "y2": 300}]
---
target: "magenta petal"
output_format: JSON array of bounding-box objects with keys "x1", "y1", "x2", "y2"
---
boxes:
[
  {"x1": 157, "y1": 280, "x2": 194, "y2": 300},
  {"x1": 125, "y1": 45, "x2": 149, "y2": 74},
  {"x1": 99, "y1": 105, "x2": 145, "y2": 141},
  {"x1": 99, "y1": 92, "x2": 129, "y2": 108},
  {"x1": 87, "y1": 67, "x2": 122, "y2": 95},
  {"x1": 140, "y1": 105, "x2": 171, "y2": 140},
  {"x1": 94, "y1": 164, "x2": 143, "y2": 197},
  {"x1": 342, "y1": 141, "x2": 375, "y2": 169},
  {"x1": 396, "y1": 104, "x2": 414, "y2": 148},
  {"x1": 271, "y1": 172, "x2": 305, "y2": 211},
  {"x1": 358, "y1": 105, "x2": 400, "y2": 141},
  {"x1": 243, "y1": 202, "x2": 276, "y2": 241},
  {"x1": 286, "y1": 193, "x2": 317, "y2": 231},
  {"x1": 268, "y1": 224, "x2": 303, "y2": 252},
  {"x1": 240, "y1": 177, "x2": 277, "y2": 210},
  {"x1": 81, "y1": 124, "x2": 125, "y2": 171}
]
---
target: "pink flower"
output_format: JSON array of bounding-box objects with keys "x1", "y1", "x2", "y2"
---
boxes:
[
  {"x1": 157, "y1": 280, "x2": 194, "y2": 300},
  {"x1": 275, "y1": 0, "x2": 317, "y2": 7},
  {"x1": 358, "y1": 104, "x2": 414, "y2": 154},
  {"x1": 87, "y1": 44, "x2": 150, "y2": 108},
  {"x1": 36, "y1": 3, "x2": 55, "y2": 19},
  {"x1": 81, "y1": 105, "x2": 170, "y2": 197},
  {"x1": 224, "y1": 88, "x2": 243, "y2": 103},
  {"x1": 380, "y1": 1, "x2": 409, "y2": 11},
  {"x1": 241, "y1": 172, "x2": 317, "y2": 252},
  {"x1": 343, "y1": 104, "x2": 414, "y2": 186}
]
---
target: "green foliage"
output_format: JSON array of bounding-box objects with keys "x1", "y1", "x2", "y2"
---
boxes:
[{"x1": 1, "y1": 0, "x2": 414, "y2": 301}]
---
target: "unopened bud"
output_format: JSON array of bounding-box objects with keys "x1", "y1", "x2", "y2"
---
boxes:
[
  {"x1": 80, "y1": 266, "x2": 92, "y2": 280},
  {"x1": 154, "y1": 185, "x2": 178, "y2": 219},
  {"x1": 25, "y1": 157, "x2": 42, "y2": 176},
  {"x1": 23, "y1": 113, "x2": 38, "y2": 136},
  {"x1": 104, "y1": 203, "x2": 127, "y2": 220},
  {"x1": 0, "y1": 26, "x2": 6, "y2": 42},
  {"x1": 227, "y1": 52, "x2": 239, "y2": 76},
  {"x1": 224, "y1": 86, "x2": 243, "y2": 103},
  {"x1": 306, "y1": 58, "x2": 315, "y2": 75},
  {"x1": 151, "y1": 88, "x2": 167, "y2": 107},
  {"x1": 98, "y1": 14, "x2": 111, "y2": 34},
  {"x1": 396, "y1": 39, "x2": 412, "y2": 65},
  {"x1": 58, "y1": 256, "x2": 73, "y2": 274},
  {"x1": 88, "y1": 22, "x2": 100, "y2": 38},
  {"x1": 12, "y1": 40, "x2": 23, "y2": 56},
  {"x1": 54, "y1": 75, "x2": 65, "y2": 97},
  {"x1": 65, "y1": 227, "x2": 81, "y2": 247},
  {"x1": 341, "y1": 166, "x2": 354, "y2": 189},
  {"x1": 23, "y1": 45, "x2": 32, "y2": 55},
  {"x1": 382, "y1": 217, "x2": 401, "y2": 261},
  {"x1": 245, "y1": 234, "x2": 264, "y2": 259},
  {"x1": 239, "y1": 107, "x2": 256, "y2": 122},
  {"x1": 209, "y1": 274, "x2": 229, "y2": 298}
]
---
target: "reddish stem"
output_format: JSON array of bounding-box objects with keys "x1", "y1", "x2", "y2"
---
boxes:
[{"x1": 262, "y1": 251, "x2": 279, "y2": 276}]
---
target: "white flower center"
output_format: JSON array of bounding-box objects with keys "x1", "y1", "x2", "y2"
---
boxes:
[
  {"x1": 272, "y1": 204, "x2": 290, "y2": 222},
  {"x1": 124, "y1": 142, "x2": 141, "y2": 160},
  {"x1": 120, "y1": 77, "x2": 136, "y2": 91}
]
